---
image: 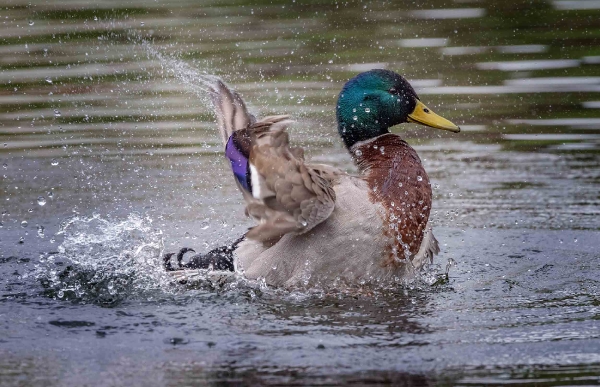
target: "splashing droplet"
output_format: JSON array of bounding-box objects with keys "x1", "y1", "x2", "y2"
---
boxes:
[{"x1": 445, "y1": 258, "x2": 456, "y2": 276}]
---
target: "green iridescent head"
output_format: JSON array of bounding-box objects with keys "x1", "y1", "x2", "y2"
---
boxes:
[{"x1": 336, "y1": 69, "x2": 460, "y2": 149}]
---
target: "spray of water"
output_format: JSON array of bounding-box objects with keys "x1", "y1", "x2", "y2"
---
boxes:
[
  {"x1": 37, "y1": 213, "x2": 169, "y2": 306},
  {"x1": 129, "y1": 32, "x2": 243, "y2": 118}
]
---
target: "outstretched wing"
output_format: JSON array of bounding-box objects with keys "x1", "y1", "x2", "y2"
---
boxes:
[
  {"x1": 244, "y1": 123, "x2": 338, "y2": 243},
  {"x1": 207, "y1": 77, "x2": 339, "y2": 244},
  {"x1": 208, "y1": 79, "x2": 256, "y2": 146}
]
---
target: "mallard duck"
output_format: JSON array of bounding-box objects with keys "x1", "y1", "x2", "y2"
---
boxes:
[{"x1": 164, "y1": 69, "x2": 460, "y2": 288}]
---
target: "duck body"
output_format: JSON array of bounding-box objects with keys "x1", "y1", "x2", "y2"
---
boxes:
[
  {"x1": 236, "y1": 134, "x2": 437, "y2": 288},
  {"x1": 167, "y1": 69, "x2": 459, "y2": 289}
]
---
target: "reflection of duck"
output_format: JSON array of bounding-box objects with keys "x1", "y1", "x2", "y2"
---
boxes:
[{"x1": 164, "y1": 69, "x2": 460, "y2": 288}]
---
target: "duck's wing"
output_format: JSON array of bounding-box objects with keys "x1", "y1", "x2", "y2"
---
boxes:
[
  {"x1": 208, "y1": 78, "x2": 339, "y2": 244},
  {"x1": 209, "y1": 79, "x2": 256, "y2": 146},
  {"x1": 244, "y1": 119, "x2": 339, "y2": 243}
]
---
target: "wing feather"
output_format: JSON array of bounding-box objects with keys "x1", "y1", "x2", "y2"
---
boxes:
[
  {"x1": 244, "y1": 120, "x2": 339, "y2": 243},
  {"x1": 207, "y1": 77, "x2": 341, "y2": 244}
]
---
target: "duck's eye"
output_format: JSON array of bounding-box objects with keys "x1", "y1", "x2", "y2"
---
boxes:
[{"x1": 424, "y1": 108, "x2": 430, "y2": 113}]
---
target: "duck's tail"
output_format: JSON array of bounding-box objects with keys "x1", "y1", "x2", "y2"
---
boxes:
[{"x1": 207, "y1": 79, "x2": 256, "y2": 147}]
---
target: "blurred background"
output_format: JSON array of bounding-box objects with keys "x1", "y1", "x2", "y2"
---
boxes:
[{"x1": 1, "y1": 0, "x2": 599, "y2": 385}]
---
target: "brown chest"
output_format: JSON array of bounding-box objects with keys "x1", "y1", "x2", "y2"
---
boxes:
[{"x1": 352, "y1": 134, "x2": 432, "y2": 266}]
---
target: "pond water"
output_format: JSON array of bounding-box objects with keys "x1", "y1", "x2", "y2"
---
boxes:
[{"x1": 1, "y1": 0, "x2": 600, "y2": 385}]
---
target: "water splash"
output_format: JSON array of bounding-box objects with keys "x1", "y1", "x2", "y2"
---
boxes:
[
  {"x1": 37, "y1": 213, "x2": 168, "y2": 306},
  {"x1": 134, "y1": 34, "x2": 224, "y2": 111}
]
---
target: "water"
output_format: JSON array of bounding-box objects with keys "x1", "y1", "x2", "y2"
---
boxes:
[{"x1": 1, "y1": 0, "x2": 600, "y2": 385}]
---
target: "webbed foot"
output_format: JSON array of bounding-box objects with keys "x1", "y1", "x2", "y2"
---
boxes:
[
  {"x1": 163, "y1": 236, "x2": 244, "y2": 273},
  {"x1": 162, "y1": 248, "x2": 195, "y2": 271}
]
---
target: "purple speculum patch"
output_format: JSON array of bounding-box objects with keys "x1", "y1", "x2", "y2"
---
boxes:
[{"x1": 225, "y1": 134, "x2": 252, "y2": 192}]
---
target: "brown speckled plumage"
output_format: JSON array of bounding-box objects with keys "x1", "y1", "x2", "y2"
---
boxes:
[{"x1": 351, "y1": 134, "x2": 432, "y2": 266}]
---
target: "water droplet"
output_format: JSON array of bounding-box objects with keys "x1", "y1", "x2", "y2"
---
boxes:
[
  {"x1": 21, "y1": 220, "x2": 28, "y2": 228},
  {"x1": 107, "y1": 281, "x2": 116, "y2": 295},
  {"x1": 48, "y1": 191, "x2": 54, "y2": 198},
  {"x1": 93, "y1": 16, "x2": 98, "y2": 21},
  {"x1": 2, "y1": 163, "x2": 6, "y2": 169},
  {"x1": 37, "y1": 196, "x2": 46, "y2": 206},
  {"x1": 28, "y1": 20, "x2": 34, "y2": 26},
  {"x1": 37, "y1": 225, "x2": 45, "y2": 238},
  {"x1": 57, "y1": 290, "x2": 64, "y2": 299},
  {"x1": 51, "y1": 159, "x2": 59, "y2": 166},
  {"x1": 398, "y1": 182, "x2": 403, "y2": 187},
  {"x1": 365, "y1": 107, "x2": 370, "y2": 113},
  {"x1": 140, "y1": 21, "x2": 145, "y2": 26},
  {"x1": 417, "y1": 176, "x2": 423, "y2": 181},
  {"x1": 352, "y1": 115, "x2": 358, "y2": 121},
  {"x1": 574, "y1": 238, "x2": 578, "y2": 243},
  {"x1": 300, "y1": 220, "x2": 308, "y2": 227},
  {"x1": 45, "y1": 77, "x2": 53, "y2": 84},
  {"x1": 53, "y1": 109, "x2": 61, "y2": 117},
  {"x1": 445, "y1": 258, "x2": 456, "y2": 276},
  {"x1": 354, "y1": 149, "x2": 362, "y2": 157}
]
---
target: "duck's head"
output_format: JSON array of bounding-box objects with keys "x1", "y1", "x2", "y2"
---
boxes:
[{"x1": 336, "y1": 69, "x2": 460, "y2": 149}]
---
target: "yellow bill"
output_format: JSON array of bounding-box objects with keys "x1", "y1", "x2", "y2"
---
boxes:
[{"x1": 407, "y1": 100, "x2": 460, "y2": 133}]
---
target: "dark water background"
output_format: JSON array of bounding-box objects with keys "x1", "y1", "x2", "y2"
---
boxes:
[{"x1": 1, "y1": 0, "x2": 600, "y2": 385}]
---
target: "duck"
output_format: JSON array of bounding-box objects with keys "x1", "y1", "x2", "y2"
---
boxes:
[{"x1": 164, "y1": 69, "x2": 460, "y2": 289}]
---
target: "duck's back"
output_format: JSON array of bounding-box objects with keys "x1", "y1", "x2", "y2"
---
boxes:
[{"x1": 234, "y1": 174, "x2": 401, "y2": 288}]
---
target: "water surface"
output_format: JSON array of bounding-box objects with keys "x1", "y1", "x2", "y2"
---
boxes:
[{"x1": 1, "y1": 0, "x2": 599, "y2": 385}]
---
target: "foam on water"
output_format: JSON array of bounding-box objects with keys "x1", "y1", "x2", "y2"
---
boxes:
[{"x1": 37, "y1": 213, "x2": 170, "y2": 305}]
